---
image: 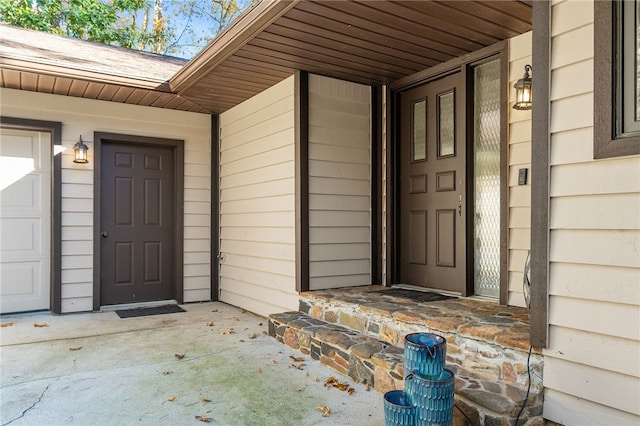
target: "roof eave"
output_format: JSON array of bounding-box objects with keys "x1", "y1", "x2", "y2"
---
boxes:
[
  {"x1": 169, "y1": 0, "x2": 300, "y2": 94},
  {"x1": 1, "y1": 56, "x2": 172, "y2": 91}
]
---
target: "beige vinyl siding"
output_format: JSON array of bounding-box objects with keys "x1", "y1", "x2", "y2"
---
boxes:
[
  {"x1": 543, "y1": 0, "x2": 640, "y2": 423},
  {"x1": 507, "y1": 31, "x2": 532, "y2": 308},
  {"x1": 307, "y1": 74, "x2": 371, "y2": 290},
  {"x1": 1, "y1": 88, "x2": 211, "y2": 312},
  {"x1": 218, "y1": 75, "x2": 297, "y2": 317}
]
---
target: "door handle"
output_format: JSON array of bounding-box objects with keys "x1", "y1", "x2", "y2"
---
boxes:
[
  {"x1": 458, "y1": 195, "x2": 462, "y2": 217},
  {"x1": 101, "y1": 231, "x2": 108, "y2": 238}
]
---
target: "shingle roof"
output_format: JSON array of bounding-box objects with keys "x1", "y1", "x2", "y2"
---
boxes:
[{"x1": 0, "y1": 25, "x2": 208, "y2": 113}]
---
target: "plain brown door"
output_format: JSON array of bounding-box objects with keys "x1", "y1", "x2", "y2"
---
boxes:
[
  {"x1": 100, "y1": 142, "x2": 175, "y2": 305},
  {"x1": 399, "y1": 72, "x2": 467, "y2": 294}
]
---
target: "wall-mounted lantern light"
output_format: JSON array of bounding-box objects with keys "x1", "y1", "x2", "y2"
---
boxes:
[
  {"x1": 73, "y1": 136, "x2": 89, "y2": 164},
  {"x1": 512, "y1": 64, "x2": 532, "y2": 110}
]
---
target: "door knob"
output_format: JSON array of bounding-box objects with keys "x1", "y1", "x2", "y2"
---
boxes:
[{"x1": 101, "y1": 231, "x2": 109, "y2": 238}]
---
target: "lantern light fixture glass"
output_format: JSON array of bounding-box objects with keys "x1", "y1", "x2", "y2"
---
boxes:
[
  {"x1": 513, "y1": 64, "x2": 532, "y2": 110},
  {"x1": 73, "y1": 136, "x2": 89, "y2": 164}
]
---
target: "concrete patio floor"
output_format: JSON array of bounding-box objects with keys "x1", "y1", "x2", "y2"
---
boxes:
[{"x1": 0, "y1": 302, "x2": 384, "y2": 426}]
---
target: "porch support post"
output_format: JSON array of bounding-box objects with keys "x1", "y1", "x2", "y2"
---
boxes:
[
  {"x1": 211, "y1": 114, "x2": 219, "y2": 301},
  {"x1": 530, "y1": 0, "x2": 551, "y2": 348},
  {"x1": 295, "y1": 71, "x2": 309, "y2": 292}
]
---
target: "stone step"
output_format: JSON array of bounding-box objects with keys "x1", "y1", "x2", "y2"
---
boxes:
[
  {"x1": 269, "y1": 311, "x2": 543, "y2": 426},
  {"x1": 299, "y1": 288, "x2": 544, "y2": 397}
]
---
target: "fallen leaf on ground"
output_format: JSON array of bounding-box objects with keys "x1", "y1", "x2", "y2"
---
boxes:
[
  {"x1": 199, "y1": 394, "x2": 211, "y2": 403},
  {"x1": 289, "y1": 363, "x2": 306, "y2": 370},
  {"x1": 324, "y1": 376, "x2": 337, "y2": 387},
  {"x1": 324, "y1": 376, "x2": 352, "y2": 392},
  {"x1": 241, "y1": 309, "x2": 247, "y2": 313},
  {"x1": 289, "y1": 355, "x2": 304, "y2": 362},
  {"x1": 262, "y1": 331, "x2": 268, "y2": 335},
  {"x1": 168, "y1": 396, "x2": 176, "y2": 402},
  {"x1": 69, "y1": 346, "x2": 82, "y2": 351},
  {"x1": 270, "y1": 359, "x2": 278, "y2": 365},
  {"x1": 316, "y1": 406, "x2": 331, "y2": 417},
  {"x1": 248, "y1": 332, "x2": 257, "y2": 339},
  {"x1": 1, "y1": 322, "x2": 13, "y2": 328},
  {"x1": 174, "y1": 353, "x2": 185, "y2": 360},
  {"x1": 257, "y1": 368, "x2": 263, "y2": 373},
  {"x1": 162, "y1": 371, "x2": 172, "y2": 375},
  {"x1": 34, "y1": 323, "x2": 48, "y2": 328},
  {"x1": 220, "y1": 328, "x2": 234, "y2": 335},
  {"x1": 239, "y1": 339, "x2": 245, "y2": 343},
  {"x1": 348, "y1": 387, "x2": 356, "y2": 395},
  {"x1": 212, "y1": 309, "x2": 219, "y2": 313},
  {"x1": 195, "y1": 415, "x2": 211, "y2": 422},
  {"x1": 205, "y1": 321, "x2": 215, "y2": 327}
]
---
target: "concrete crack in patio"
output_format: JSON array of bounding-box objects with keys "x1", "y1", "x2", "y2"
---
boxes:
[
  {"x1": 1, "y1": 325, "x2": 177, "y2": 348},
  {"x1": 2, "y1": 379, "x2": 55, "y2": 426}
]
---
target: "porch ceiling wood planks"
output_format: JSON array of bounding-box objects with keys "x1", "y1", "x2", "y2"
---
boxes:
[
  {"x1": 0, "y1": 0, "x2": 531, "y2": 115},
  {"x1": 172, "y1": 0, "x2": 532, "y2": 114},
  {"x1": 0, "y1": 25, "x2": 209, "y2": 113}
]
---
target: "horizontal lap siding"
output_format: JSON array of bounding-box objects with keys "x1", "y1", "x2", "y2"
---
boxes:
[
  {"x1": 308, "y1": 75, "x2": 371, "y2": 290},
  {"x1": 544, "y1": 1, "x2": 640, "y2": 423},
  {"x1": 508, "y1": 32, "x2": 533, "y2": 307},
  {"x1": 1, "y1": 88, "x2": 211, "y2": 311},
  {"x1": 218, "y1": 76, "x2": 297, "y2": 317}
]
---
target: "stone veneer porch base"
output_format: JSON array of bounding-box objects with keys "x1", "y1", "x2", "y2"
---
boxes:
[{"x1": 268, "y1": 286, "x2": 544, "y2": 426}]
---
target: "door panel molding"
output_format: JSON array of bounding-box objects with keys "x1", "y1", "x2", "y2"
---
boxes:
[
  {"x1": 94, "y1": 132, "x2": 184, "y2": 309},
  {"x1": 436, "y1": 209, "x2": 456, "y2": 267},
  {"x1": 409, "y1": 210, "x2": 427, "y2": 265}
]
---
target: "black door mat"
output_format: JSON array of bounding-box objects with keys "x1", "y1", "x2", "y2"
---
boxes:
[
  {"x1": 115, "y1": 304, "x2": 185, "y2": 318},
  {"x1": 371, "y1": 289, "x2": 455, "y2": 303}
]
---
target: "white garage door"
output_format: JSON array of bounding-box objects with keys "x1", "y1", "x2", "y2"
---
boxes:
[{"x1": 0, "y1": 128, "x2": 51, "y2": 313}]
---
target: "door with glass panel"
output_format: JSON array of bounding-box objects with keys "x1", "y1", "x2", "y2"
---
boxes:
[{"x1": 399, "y1": 72, "x2": 466, "y2": 294}]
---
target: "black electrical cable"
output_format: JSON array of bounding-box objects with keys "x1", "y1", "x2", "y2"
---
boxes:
[
  {"x1": 454, "y1": 403, "x2": 477, "y2": 425},
  {"x1": 514, "y1": 345, "x2": 533, "y2": 425}
]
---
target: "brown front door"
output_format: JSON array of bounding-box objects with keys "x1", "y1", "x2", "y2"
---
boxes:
[
  {"x1": 399, "y1": 72, "x2": 467, "y2": 294},
  {"x1": 100, "y1": 142, "x2": 175, "y2": 305}
]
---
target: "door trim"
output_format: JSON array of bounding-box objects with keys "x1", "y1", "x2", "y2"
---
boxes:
[
  {"x1": 387, "y1": 40, "x2": 508, "y2": 302},
  {"x1": 93, "y1": 132, "x2": 184, "y2": 310},
  {"x1": 211, "y1": 114, "x2": 220, "y2": 301},
  {"x1": 0, "y1": 117, "x2": 62, "y2": 313}
]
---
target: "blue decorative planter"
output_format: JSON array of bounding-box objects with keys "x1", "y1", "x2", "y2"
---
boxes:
[
  {"x1": 404, "y1": 370, "x2": 455, "y2": 426},
  {"x1": 404, "y1": 333, "x2": 446, "y2": 379},
  {"x1": 384, "y1": 390, "x2": 416, "y2": 426},
  {"x1": 384, "y1": 332, "x2": 454, "y2": 426}
]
